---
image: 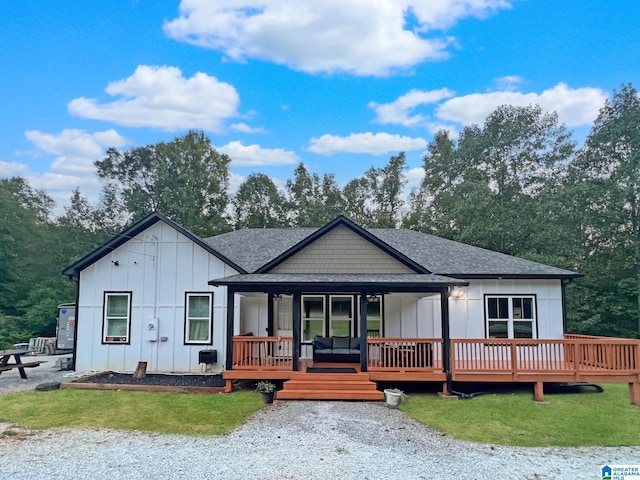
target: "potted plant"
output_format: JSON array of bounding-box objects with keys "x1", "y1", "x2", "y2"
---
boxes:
[
  {"x1": 256, "y1": 380, "x2": 276, "y2": 404},
  {"x1": 383, "y1": 388, "x2": 408, "y2": 408}
]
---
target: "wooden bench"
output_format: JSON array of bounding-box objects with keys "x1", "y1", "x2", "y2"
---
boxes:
[
  {"x1": 0, "y1": 361, "x2": 45, "y2": 372},
  {"x1": 0, "y1": 349, "x2": 47, "y2": 379}
]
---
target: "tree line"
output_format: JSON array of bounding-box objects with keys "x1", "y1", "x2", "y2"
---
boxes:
[{"x1": 1, "y1": 83, "x2": 638, "y2": 348}]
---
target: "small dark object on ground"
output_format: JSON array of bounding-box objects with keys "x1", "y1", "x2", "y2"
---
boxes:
[
  {"x1": 545, "y1": 383, "x2": 604, "y2": 394},
  {"x1": 82, "y1": 372, "x2": 225, "y2": 388},
  {"x1": 35, "y1": 382, "x2": 61, "y2": 391}
]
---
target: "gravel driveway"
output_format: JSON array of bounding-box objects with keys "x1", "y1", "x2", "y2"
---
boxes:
[{"x1": 1, "y1": 360, "x2": 638, "y2": 479}]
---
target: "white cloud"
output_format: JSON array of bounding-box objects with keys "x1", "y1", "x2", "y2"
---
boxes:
[
  {"x1": 24, "y1": 129, "x2": 130, "y2": 175},
  {"x1": 0, "y1": 161, "x2": 29, "y2": 177},
  {"x1": 493, "y1": 75, "x2": 523, "y2": 91},
  {"x1": 308, "y1": 132, "x2": 428, "y2": 155},
  {"x1": 405, "y1": 166, "x2": 426, "y2": 188},
  {"x1": 68, "y1": 65, "x2": 240, "y2": 131},
  {"x1": 231, "y1": 122, "x2": 265, "y2": 133},
  {"x1": 164, "y1": 1, "x2": 512, "y2": 76},
  {"x1": 369, "y1": 88, "x2": 455, "y2": 127},
  {"x1": 218, "y1": 141, "x2": 299, "y2": 166},
  {"x1": 437, "y1": 83, "x2": 608, "y2": 127}
]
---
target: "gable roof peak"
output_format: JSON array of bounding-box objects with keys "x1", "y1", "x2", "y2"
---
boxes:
[{"x1": 255, "y1": 215, "x2": 429, "y2": 274}]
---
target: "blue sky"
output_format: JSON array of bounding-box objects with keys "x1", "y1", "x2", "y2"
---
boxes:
[{"x1": 1, "y1": 0, "x2": 638, "y2": 213}]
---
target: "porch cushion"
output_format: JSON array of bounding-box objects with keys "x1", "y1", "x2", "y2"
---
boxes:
[
  {"x1": 331, "y1": 348, "x2": 352, "y2": 355},
  {"x1": 314, "y1": 336, "x2": 333, "y2": 349},
  {"x1": 349, "y1": 338, "x2": 361, "y2": 350},
  {"x1": 333, "y1": 337, "x2": 351, "y2": 349}
]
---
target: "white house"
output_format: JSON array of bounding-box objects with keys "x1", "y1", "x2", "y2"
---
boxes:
[{"x1": 63, "y1": 212, "x2": 578, "y2": 377}]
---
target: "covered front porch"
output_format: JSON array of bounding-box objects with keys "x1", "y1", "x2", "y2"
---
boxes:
[
  {"x1": 210, "y1": 275, "x2": 640, "y2": 404},
  {"x1": 222, "y1": 334, "x2": 640, "y2": 403}
]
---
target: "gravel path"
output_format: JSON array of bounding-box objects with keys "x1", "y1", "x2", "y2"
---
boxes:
[{"x1": 1, "y1": 361, "x2": 638, "y2": 479}]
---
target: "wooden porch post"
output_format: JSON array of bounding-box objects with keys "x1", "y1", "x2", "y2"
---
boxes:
[
  {"x1": 440, "y1": 286, "x2": 453, "y2": 395},
  {"x1": 630, "y1": 382, "x2": 640, "y2": 406},
  {"x1": 292, "y1": 292, "x2": 301, "y2": 372},
  {"x1": 225, "y1": 287, "x2": 236, "y2": 371},
  {"x1": 267, "y1": 293, "x2": 274, "y2": 336},
  {"x1": 359, "y1": 294, "x2": 368, "y2": 372}
]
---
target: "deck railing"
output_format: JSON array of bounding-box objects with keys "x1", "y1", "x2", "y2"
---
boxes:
[
  {"x1": 451, "y1": 337, "x2": 640, "y2": 375},
  {"x1": 232, "y1": 336, "x2": 293, "y2": 369},
  {"x1": 366, "y1": 338, "x2": 442, "y2": 370},
  {"x1": 229, "y1": 336, "x2": 640, "y2": 376}
]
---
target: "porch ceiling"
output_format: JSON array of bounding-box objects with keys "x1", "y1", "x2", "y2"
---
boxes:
[{"x1": 208, "y1": 273, "x2": 468, "y2": 294}]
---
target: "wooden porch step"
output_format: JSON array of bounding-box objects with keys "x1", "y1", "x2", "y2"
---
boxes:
[
  {"x1": 284, "y1": 380, "x2": 379, "y2": 391},
  {"x1": 289, "y1": 372, "x2": 371, "y2": 382},
  {"x1": 276, "y1": 389, "x2": 385, "y2": 401},
  {"x1": 279, "y1": 371, "x2": 384, "y2": 401}
]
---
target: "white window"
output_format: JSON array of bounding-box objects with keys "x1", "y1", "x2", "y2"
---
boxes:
[
  {"x1": 485, "y1": 295, "x2": 536, "y2": 339},
  {"x1": 103, "y1": 292, "x2": 131, "y2": 343},
  {"x1": 330, "y1": 295, "x2": 353, "y2": 337},
  {"x1": 302, "y1": 295, "x2": 325, "y2": 342},
  {"x1": 185, "y1": 293, "x2": 213, "y2": 344}
]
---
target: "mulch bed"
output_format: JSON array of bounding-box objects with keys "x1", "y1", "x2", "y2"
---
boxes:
[
  {"x1": 64, "y1": 371, "x2": 227, "y2": 393},
  {"x1": 84, "y1": 372, "x2": 225, "y2": 387}
]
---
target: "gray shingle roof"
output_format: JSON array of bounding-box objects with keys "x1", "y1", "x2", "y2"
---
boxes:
[
  {"x1": 206, "y1": 226, "x2": 579, "y2": 278},
  {"x1": 369, "y1": 229, "x2": 578, "y2": 278},
  {"x1": 204, "y1": 228, "x2": 316, "y2": 273}
]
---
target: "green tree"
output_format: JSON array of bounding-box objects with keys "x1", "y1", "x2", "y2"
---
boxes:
[
  {"x1": 365, "y1": 152, "x2": 407, "y2": 227},
  {"x1": 566, "y1": 83, "x2": 640, "y2": 336},
  {"x1": 95, "y1": 130, "x2": 231, "y2": 236},
  {"x1": 57, "y1": 188, "x2": 97, "y2": 231},
  {"x1": 286, "y1": 163, "x2": 345, "y2": 226},
  {"x1": 406, "y1": 105, "x2": 575, "y2": 256},
  {"x1": 232, "y1": 173, "x2": 288, "y2": 228},
  {"x1": 343, "y1": 153, "x2": 407, "y2": 227}
]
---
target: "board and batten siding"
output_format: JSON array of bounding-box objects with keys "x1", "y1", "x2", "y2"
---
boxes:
[
  {"x1": 384, "y1": 279, "x2": 564, "y2": 340},
  {"x1": 75, "y1": 221, "x2": 238, "y2": 373},
  {"x1": 269, "y1": 225, "x2": 415, "y2": 274}
]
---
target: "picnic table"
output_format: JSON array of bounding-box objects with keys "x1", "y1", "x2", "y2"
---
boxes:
[{"x1": 0, "y1": 349, "x2": 45, "y2": 379}]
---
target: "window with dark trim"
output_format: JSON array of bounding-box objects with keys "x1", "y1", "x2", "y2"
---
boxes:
[
  {"x1": 485, "y1": 295, "x2": 537, "y2": 339},
  {"x1": 103, "y1": 292, "x2": 132, "y2": 344},
  {"x1": 302, "y1": 295, "x2": 325, "y2": 342},
  {"x1": 185, "y1": 292, "x2": 213, "y2": 345}
]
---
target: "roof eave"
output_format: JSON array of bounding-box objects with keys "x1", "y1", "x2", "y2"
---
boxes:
[{"x1": 438, "y1": 273, "x2": 583, "y2": 280}]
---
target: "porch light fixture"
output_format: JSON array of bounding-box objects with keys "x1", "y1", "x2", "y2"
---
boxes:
[{"x1": 450, "y1": 287, "x2": 464, "y2": 299}]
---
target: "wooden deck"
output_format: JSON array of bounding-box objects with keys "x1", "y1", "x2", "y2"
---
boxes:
[{"x1": 223, "y1": 335, "x2": 640, "y2": 404}]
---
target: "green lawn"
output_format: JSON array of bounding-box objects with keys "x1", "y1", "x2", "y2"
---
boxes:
[
  {"x1": 0, "y1": 389, "x2": 263, "y2": 436},
  {"x1": 400, "y1": 383, "x2": 640, "y2": 447},
  {"x1": 2, "y1": 384, "x2": 639, "y2": 446}
]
